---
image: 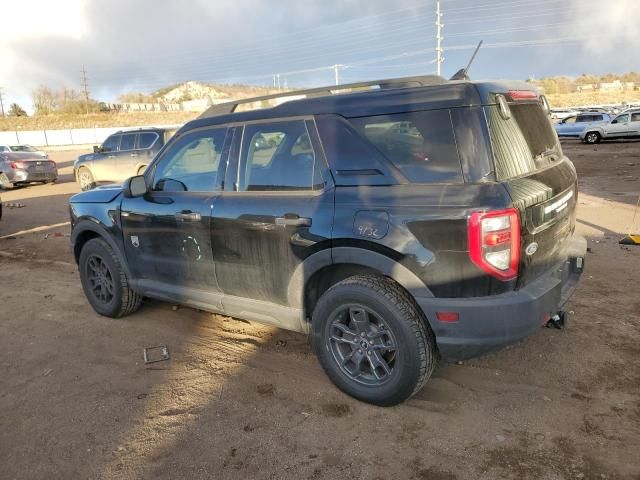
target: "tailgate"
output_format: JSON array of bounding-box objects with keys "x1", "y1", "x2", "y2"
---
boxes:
[{"x1": 503, "y1": 159, "x2": 577, "y2": 287}]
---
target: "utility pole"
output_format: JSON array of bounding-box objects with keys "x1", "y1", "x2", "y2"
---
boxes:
[
  {"x1": 333, "y1": 64, "x2": 345, "y2": 86},
  {"x1": 80, "y1": 66, "x2": 90, "y2": 114},
  {"x1": 435, "y1": 1, "x2": 444, "y2": 76},
  {"x1": 273, "y1": 74, "x2": 277, "y2": 88},
  {"x1": 276, "y1": 74, "x2": 281, "y2": 90},
  {"x1": 0, "y1": 87, "x2": 5, "y2": 117}
]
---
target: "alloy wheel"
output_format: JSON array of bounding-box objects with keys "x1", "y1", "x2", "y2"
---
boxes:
[
  {"x1": 327, "y1": 305, "x2": 397, "y2": 386},
  {"x1": 86, "y1": 254, "x2": 114, "y2": 304}
]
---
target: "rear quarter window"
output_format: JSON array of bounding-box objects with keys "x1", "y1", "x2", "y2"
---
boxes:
[{"x1": 348, "y1": 109, "x2": 463, "y2": 184}]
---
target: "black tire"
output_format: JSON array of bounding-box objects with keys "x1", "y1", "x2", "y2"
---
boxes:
[
  {"x1": 77, "y1": 167, "x2": 95, "y2": 191},
  {"x1": 311, "y1": 275, "x2": 436, "y2": 406},
  {"x1": 584, "y1": 131, "x2": 601, "y2": 144},
  {"x1": 78, "y1": 238, "x2": 142, "y2": 318}
]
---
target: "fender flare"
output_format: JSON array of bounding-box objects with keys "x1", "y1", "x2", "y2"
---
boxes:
[
  {"x1": 287, "y1": 246, "x2": 434, "y2": 309},
  {"x1": 71, "y1": 219, "x2": 133, "y2": 281}
]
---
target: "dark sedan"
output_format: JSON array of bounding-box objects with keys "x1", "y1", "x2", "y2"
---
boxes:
[{"x1": 0, "y1": 152, "x2": 58, "y2": 187}]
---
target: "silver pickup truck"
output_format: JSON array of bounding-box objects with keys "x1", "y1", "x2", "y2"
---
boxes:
[{"x1": 580, "y1": 109, "x2": 640, "y2": 144}]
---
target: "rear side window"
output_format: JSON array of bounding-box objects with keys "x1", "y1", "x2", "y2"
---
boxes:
[
  {"x1": 138, "y1": 132, "x2": 158, "y2": 149},
  {"x1": 632, "y1": 113, "x2": 640, "y2": 122},
  {"x1": 238, "y1": 120, "x2": 323, "y2": 191},
  {"x1": 348, "y1": 110, "x2": 463, "y2": 183},
  {"x1": 486, "y1": 101, "x2": 560, "y2": 180}
]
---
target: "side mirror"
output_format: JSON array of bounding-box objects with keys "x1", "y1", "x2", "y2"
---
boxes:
[
  {"x1": 93, "y1": 145, "x2": 101, "y2": 153},
  {"x1": 611, "y1": 119, "x2": 618, "y2": 124},
  {"x1": 123, "y1": 175, "x2": 148, "y2": 198}
]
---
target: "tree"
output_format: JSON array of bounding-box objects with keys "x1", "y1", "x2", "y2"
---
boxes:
[
  {"x1": 32, "y1": 85, "x2": 57, "y2": 115},
  {"x1": 8, "y1": 103, "x2": 27, "y2": 117}
]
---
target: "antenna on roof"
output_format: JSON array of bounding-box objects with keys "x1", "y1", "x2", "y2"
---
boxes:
[{"x1": 450, "y1": 40, "x2": 483, "y2": 81}]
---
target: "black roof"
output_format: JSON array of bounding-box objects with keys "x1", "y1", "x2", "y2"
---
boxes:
[{"x1": 182, "y1": 75, "x2": 536, "y2": 132}]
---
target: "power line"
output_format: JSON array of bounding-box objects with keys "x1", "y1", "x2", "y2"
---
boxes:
[{"x1": 80, "y1": 66, "x2": 90, "y2": 114}]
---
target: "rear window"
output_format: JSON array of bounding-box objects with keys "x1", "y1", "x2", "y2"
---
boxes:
[
  {"x1": 348, "y1": 110, "x2": 462, "y2": 183},
  {"x1": 486, "y1": 101, "x2": 560, "y2": 180}
]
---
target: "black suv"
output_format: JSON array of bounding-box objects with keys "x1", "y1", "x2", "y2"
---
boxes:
[
  {"x1": 69, "y1": 76, "x2": 586, "y2": 406},
  {"x1": 73, "y1": 127, "x2": 176, "y2": 191}
]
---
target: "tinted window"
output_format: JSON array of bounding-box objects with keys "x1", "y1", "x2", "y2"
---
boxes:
[
  {"x1": 348, "y1": 110, "x2": 462, "y2": 183},
  {"x1": 486, "y1": 102, "x2": 560, "y2": 180},
  {"x1": 576, "y1": 115, "x2": 589, "y2": 122},
  {"x1": 238, "y1": 120, "x2": 323, "y2": 191},
  {"x1": 153, "y1": 128, "x2": 228, "y2": 192},
  {"x1": 102, "y1": 134, "x2": 120, "y2": 152},
  {"x1": 119, "y1": 133, "x2": 136, "y2": 151},
  {"x1": 632, "y1": 113, "x2": 640, "y2": 122},
  {"x1": 138, "y1": 132, "x2": 158, "y2": 149},
  {"x1": 592, "y1": 115, "x2": 603, "y2": 121},
  {"x1": 614, "y1": 114, "x2": 629, "y2": 123}
]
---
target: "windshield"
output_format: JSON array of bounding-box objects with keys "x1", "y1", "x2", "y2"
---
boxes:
[
  {"x1": 486, "y1": 101, "x2": 561, "y2": 180},
  {"x1": 10, "y1": 145, "x2": 38, "y2": 152}
]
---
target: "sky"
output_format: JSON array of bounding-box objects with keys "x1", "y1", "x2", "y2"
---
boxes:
[{"x1": 1, "y1": 0, "x2": 639, "y2": 111}]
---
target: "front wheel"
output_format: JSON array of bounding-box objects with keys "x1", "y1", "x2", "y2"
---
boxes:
[
  {"x1": 584, "y1": 131, "x2": 601, "y2": 144},
  {"x1": 79, "y1": 238, "x2": 142, "y2": 318},
  {"x1": 312, "y1": 275, "x2": 436, "y2": 406},
  {"x1": 77, "y1": 167, "x2": 95, "y2": 191}
]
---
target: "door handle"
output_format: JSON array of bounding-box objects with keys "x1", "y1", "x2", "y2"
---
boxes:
[
  {"x1": 175, "y1": 211, "x2": 201, "y2": 222},
  {"x1": 275, "y1": 215, "x2": 311, "y2": 227}
]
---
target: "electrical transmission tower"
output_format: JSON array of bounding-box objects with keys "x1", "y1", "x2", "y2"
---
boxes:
[
  {"x1": 80, "y1": 66, "x2": 90, "y2": 114},
  {"x1": 435, "y1": 1, "x2": 444, "y2": 76}
]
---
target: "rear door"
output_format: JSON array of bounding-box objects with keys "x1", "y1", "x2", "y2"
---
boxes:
[
  {"x1": 485, "y1": 97, "x2": 577, "y2": 286},
  {"x1": 210, "y1": 118, "x2": 333, "y2": 306}
]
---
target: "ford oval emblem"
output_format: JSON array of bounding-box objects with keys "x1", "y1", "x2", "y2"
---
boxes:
[{"x1": 525, "y1": 242, "x2": 538, "y2": 256}]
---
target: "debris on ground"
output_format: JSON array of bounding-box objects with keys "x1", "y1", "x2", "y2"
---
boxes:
[{"x1": 143, "y1": 345, "x2": 170, "y2": 364}]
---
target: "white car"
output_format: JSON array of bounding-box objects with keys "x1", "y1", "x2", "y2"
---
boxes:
[
  {"x1": 0, "y1": 144, "x2": 48, "y2": 158},
  {"x1": 579, "y1": 109, "x2": 640, "y2": 144},
  {"x1": 550, "y1": 108, "x2": 579, "y2": 121}
]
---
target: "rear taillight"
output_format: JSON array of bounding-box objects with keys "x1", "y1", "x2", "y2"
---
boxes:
[
  {"x1": 468, "y1": 208, "x2": 520, "y2": 281},
  {"x1": 10, "y1": 161, "x2": 25, "y2": 169}
]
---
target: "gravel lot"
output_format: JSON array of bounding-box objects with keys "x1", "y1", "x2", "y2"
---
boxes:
[{"x1": 1, "y1": 142, "x2": 639, "y2": 479}]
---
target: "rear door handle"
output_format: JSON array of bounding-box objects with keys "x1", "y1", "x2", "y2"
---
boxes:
[
  {"x1": 175, "y1": 211, "x2": 201, "y2": 222},
  {"x1": 275, "y1": 215, "x2": 311, "y2": 227}
]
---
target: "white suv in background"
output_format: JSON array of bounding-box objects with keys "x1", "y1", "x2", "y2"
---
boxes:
[{"x1": 580, "y1": 109, "x2": 640, "y2": 144}]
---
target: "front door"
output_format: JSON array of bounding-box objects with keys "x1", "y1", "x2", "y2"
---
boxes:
[
  {"x1": 121, "y1": 127, "x2": 231, "y2": 298},
  {"x1": 211, "y1": 119, "x2": 334, "y2": 306},
  {"x1": 607, "y1": 113, "x2": 631, "y2": 138}
]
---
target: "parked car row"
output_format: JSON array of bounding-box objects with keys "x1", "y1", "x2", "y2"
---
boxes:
[{"x1": 554, "y1": 108, "x2": 640, "y2": 144}]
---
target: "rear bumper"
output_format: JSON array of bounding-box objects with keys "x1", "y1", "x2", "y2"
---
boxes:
[
  {"x1": 9, "y1": 169, "x2": 57, "y2": 183},
  {"x1": 418, "y1": 236, "x2": 587, "y2": 362}
]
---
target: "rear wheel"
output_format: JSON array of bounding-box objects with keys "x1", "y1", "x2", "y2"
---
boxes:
[
  {"x1": 584, "y1": 131, "x2": 601, "y2": 144},
  {"x1": 312, "y1": 275, "x2": 436, "y2": 406},
  {"x1": 77, "y1": 167, "x2": 95, "y2": 191},
  {"x1": 79, "y1": 238, "x2": 142, "y2": 318}
]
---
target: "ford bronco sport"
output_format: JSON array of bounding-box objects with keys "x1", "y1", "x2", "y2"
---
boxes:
[{"x1": 69, "y1": 75, "x2": 586, "y2": 406}]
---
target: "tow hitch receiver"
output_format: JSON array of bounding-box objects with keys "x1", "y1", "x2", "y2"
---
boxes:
[{"x1": 546, "y1": 311, "x2": 566, "y2": 329}]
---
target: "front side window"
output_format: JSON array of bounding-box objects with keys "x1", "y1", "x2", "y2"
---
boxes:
[
  {"x1": 119, "y1": 133, "x2": 136, "y2": 151},
  {"x1": 153, "y1": 128, "x2": 228, "y2": 192},
  {"x1": 348, "y1": 110, "x2": 463, "y2": 183},
  {"x1": 614, "y1": 114, "x2": 629, "y2": 124},
  {"x1": 102, "y1": 134, "x2": 121, "y2": 152},
  {"x1": 563, "y1": 116, "x2": 577, "y2": 124},
  {"x1": 238, "y1": 120, "x2": 323, "y2": 191}
]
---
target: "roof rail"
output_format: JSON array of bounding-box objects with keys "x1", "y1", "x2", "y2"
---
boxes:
[{"x1": 199, "y1": 74, "x2": 447, "y2": 119}]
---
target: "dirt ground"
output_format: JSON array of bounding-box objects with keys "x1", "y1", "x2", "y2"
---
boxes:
[{"x1": 1, "y1": 141, "x2": 639, "y2": 480}]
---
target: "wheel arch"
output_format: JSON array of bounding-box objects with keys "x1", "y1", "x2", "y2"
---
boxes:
[
  {"x1": 71, "y1": 220, "x2": 133, "y2": 281},
  {"x1": 289, "y1": 246, "x2": 434, "y2": 323}
]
